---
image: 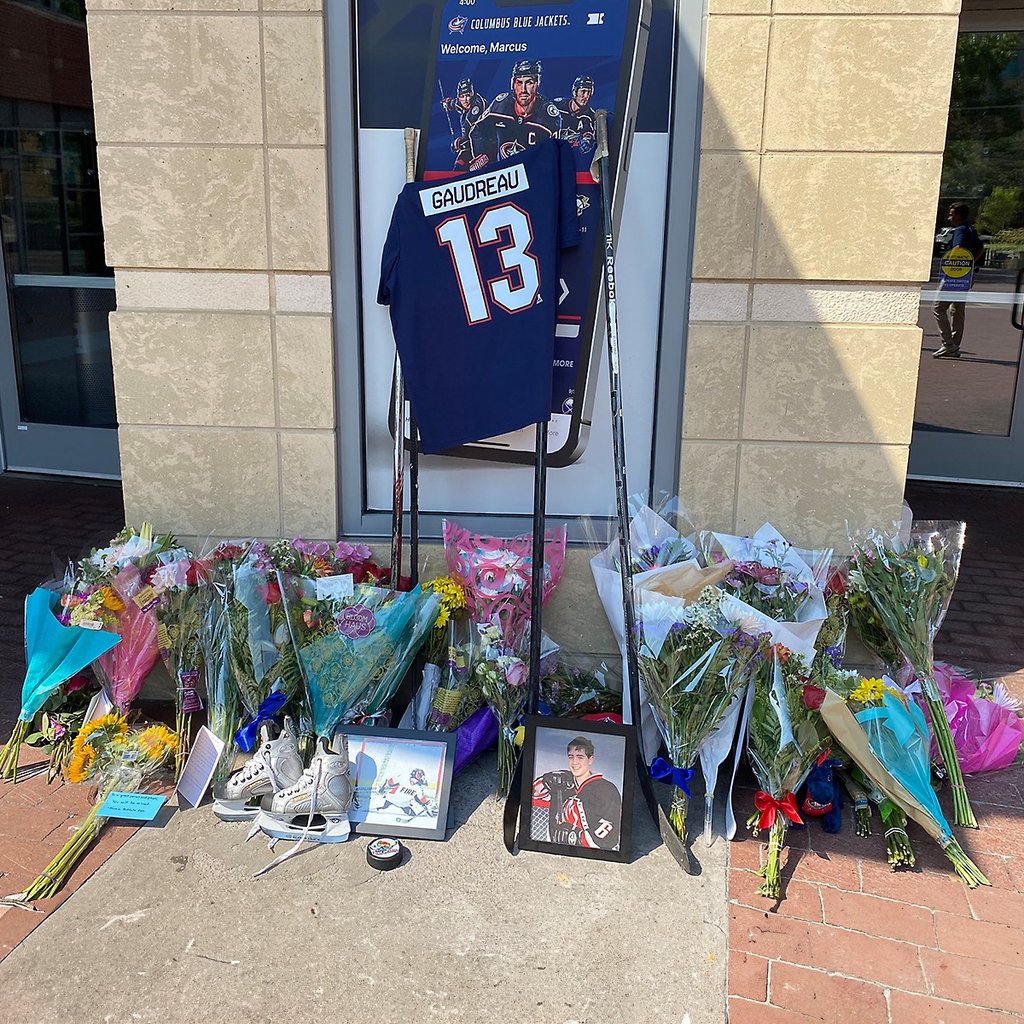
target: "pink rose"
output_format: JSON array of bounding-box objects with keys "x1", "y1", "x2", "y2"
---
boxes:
[{"x1": 506, "y1": 659, "x2": 528, "y2": 688}]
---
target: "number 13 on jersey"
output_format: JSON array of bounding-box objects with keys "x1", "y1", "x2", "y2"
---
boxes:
[{"x1": 436, "y1": 202, "x2": 541, "y2": 325}]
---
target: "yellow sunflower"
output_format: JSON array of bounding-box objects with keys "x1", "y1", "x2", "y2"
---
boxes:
[
  {"x1": 137, "y1": 725, "x2": 178, "y2": 762},
  {"x1": 66, "y1": 743, "x2": 96, "y2": 784},
  {"x1": 100, "y1": 587, "x2": 125, "y2": 613},
  {"x1": 77, "y1": 712, "x2": 129, "y2": 747}
]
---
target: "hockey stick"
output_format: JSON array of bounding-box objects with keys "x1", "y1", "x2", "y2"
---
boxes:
[
  {"x1": 391, "y1": 128, "x2": 418, "y2": 589},
  {"x1": 527, "y1": 420, "x2": 548, "y2": 716},
  {"x1": 593, "y1": 111, "x2": 693, "y2": 871},
  {"x1": 438, "y1": 78, "x2": 456, "y2": 140}
]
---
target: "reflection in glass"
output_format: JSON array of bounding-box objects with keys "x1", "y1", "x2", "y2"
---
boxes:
[
  {"x1": 914, "y1": 31, "x2": 1024, "y2": 438},
  {"x1": 10, "y1": 285, "x2": 116, "y2": 428}
]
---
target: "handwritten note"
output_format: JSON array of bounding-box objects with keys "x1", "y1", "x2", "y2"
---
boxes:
[
  {"x1": 98, "y1": 791, "x2": 167, "y2": 821},
  {"x1": 175, "y1": 726, "x2": 226, "y2": 809},
  {"x1": 315, "y1": 574, "x2": 354, "y2": 601}
]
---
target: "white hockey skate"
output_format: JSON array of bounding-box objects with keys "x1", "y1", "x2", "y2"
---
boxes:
[
  {"x1": 255, "y1": 736, "x2": 354, "y2": 846},
  {"x1": 212, "y1": 717, "x2": 303, "y2": 822}
]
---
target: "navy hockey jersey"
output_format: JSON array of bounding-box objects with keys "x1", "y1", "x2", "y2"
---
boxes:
[{"x1": 377, "y1": 140, "x2": 578, "y2": 453}]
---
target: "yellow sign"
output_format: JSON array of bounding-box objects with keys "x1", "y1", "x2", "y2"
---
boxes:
[{"x1": 941, "y1": 245, "x2": 974, "y2": 279}]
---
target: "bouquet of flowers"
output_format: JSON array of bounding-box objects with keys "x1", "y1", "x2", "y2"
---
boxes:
[
  {"x1": 443, "y1": 520, "x2": 567, "y2": 797},
  {"x1": 227, "y1": 539, "x2": 388, "y2": 748},
  {"x1": 197, "y1": 570, "x2": 241, "y2": 783},
  {"x1": 406, "y1": 575, "x2": 468, "y2": 730},
  {"x1": 746, "y1": 647, "x2": 832, "y2": 900},
  {"x1": 152, "y1": 549, "x2": 211, "y2": 778},
  {"x1": 283, "y1": 578, "x2": 439, "y2": 739},
  {"x1": 847, "y1": 522, "x2": 977, "y2": 827},
  {"x1": 6, "y1": 713, "x2": 176, "y2": 903},
  {"x1": 0, "y1": 586, "x2": 120, "y2": 781},
  {"x1": 73, "y1": 524, "x2": 177, "y2": 712},
  {"x1": 589, "y1": 500, "x2": 706, "y2": 760},
  {"x1": 24, "y1": 673, "x2": 101, "y2": 784},
  {"x1": 637, "y1": 586, "x2": 768, "y2": 845},
  {"x1": 821, "y1": 677, "x2": 988, "y2": 888},
  {"x1": 424, "y1": 617, "x2": 478, "y2": 731}
]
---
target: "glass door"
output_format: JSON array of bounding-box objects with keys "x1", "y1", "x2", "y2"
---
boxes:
[
  {"x1": 909, "y1": 28, "x2": 1024, "y2": 485},
  {"x1": 0, "y1": 0, "x2": 119, "y2": 477}
]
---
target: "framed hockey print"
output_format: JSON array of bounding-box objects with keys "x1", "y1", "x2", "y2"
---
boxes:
[
  {"x1": 339, "y1": 726, "x2": 456, "y2": 841},
  {"x1": 517, "y1": 716, "x2": 634, "y2": 863}
]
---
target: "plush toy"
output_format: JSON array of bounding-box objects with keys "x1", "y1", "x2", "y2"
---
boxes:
[{"x1": 797, "y1": 757, "x2": 844, "y2": 834}]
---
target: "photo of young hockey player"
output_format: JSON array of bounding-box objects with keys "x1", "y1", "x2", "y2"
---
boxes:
[
  {"x1": 554, "y1": 74, "x2": 597, "y2": 154},
  {"x1": 342, "y1": 728, "x2": 455, "y2": 840},
  {"x1": 440, "y1": 78, "x2": 488, "y2": 170},
  {"x1": 468, "y1": 59, "x2": 562, "y2": 168},
  {"x1": 529, "y1": 727, "x2": 625, "y2": 853}
]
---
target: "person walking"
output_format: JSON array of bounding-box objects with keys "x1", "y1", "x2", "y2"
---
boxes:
[{"x1": 933, "y1": 202, "x2": 984, "y2": 359}]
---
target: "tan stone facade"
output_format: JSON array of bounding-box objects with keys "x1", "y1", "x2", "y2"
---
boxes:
[
  {"x1": 85, "y1": 0, "x2": 962, "y2": 545},
  {"x1": 683, "y1": 0, "x2": 960, "y2": 545},
  {"x1": 88, "y1": 0, "x2": 334, "y2": 538}
]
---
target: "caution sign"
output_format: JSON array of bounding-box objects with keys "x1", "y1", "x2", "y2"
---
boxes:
[{"x1": 940, "y1": 245, "x2": 975, "y2": 292}]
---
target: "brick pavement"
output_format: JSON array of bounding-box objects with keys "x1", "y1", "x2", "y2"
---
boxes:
[
  {"x1": 727, "y1": 479, "x2": 1024, "y2": 1023},
  {"x1": 0, "y1": 471, "x2": 1022, "y2": 1020},
  {"x1": 0, "y1": 473, "x2": 126, "y2": 961}
]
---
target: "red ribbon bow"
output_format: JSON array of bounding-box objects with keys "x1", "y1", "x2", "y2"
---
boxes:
[{"x1": 754, "y1": 790, "x2": 803, "y2": 831}]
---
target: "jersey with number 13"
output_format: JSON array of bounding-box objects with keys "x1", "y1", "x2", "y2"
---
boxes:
[{"x1": 377, "y1": 139, "x2": 578, "y2": 454}]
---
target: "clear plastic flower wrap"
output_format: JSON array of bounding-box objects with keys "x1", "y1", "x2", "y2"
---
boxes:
[
  {"x1": 847, "y1": 521, "x2": 977, "y2": 827},
  {"x1": 636, "y1": 585, "x2": 768, "y2": 847},
  {"x1": 281, "y1": 577, "x2": 439, "y2": 739},
  {"x1": 443, "y1": 519, "x2": 567, "y2": 798},
  {"x1": 539, "y1": 650, "x2": 622, "y2": 718}
]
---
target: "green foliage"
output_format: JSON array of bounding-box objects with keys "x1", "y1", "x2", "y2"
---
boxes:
[{"x1": 977, "y1": 186, "x2": 1021, "y2": 234}]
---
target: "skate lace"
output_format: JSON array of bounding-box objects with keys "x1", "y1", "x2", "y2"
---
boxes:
[
  {"x1": 275, "y1": 765, "x2": 315, "y2": 799},
  {"x1": 233, "y1": 748, "x2": 270, "y2": 784},
  {"x1": 253, "y1": 759, "x2": 328, "y2": 879}
]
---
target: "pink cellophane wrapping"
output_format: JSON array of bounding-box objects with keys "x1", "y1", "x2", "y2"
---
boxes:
[
  {"x1": 900, "y1": 662, "x2": 1023, "y2": 774},
  {"x1": 96, "y1": 566, "x2": 160, "y2": 711},
  {"x1": 442, "y1": 520, "x2": 567, "y2": 640}
]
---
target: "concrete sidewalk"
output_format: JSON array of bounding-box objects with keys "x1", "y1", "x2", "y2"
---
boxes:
[{"x1": 0, "y1": 472, "x2": 1021, "y2": 1023}]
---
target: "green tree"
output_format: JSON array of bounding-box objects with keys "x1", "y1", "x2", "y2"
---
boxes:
[
  {"x1": 977, "y1": 186, "x2": 1022, "y2": 233},
  {"x1": 939, "y1": 32, "x2": 1024, "y2": 221}
]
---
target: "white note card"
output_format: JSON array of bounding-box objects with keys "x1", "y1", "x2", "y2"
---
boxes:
[
  {"x1": 315, "y1": 574, "x2": 354, "y2": 601},
  {"x1": 175, "y1": 726, "x2": 226, "y2": 809}
]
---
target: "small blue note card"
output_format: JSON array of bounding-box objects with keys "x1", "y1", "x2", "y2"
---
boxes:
[{"x1": 98, "y1": 791, "x2": 168, "y2": 821}]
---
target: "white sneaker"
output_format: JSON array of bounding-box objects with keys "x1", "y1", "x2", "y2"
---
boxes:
[{"x1": 212, "y1": 717, "x2": 303, "y2": 822}]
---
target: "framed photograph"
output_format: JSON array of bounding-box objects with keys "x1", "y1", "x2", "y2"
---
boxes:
[
  {"x1": 338, "y1": 726, "x2": 456, "y2": 841},
  {"x1": 517, "y1": 716, "x2": 635, "y2": 863}
]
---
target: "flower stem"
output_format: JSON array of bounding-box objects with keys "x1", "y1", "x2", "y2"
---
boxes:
[
  {"x1": 22, "y1": 805, "x2": 106, "y2": 901},
  {"x1": 0, "y1": 720, "x2": 31, "y2": 783},
  {"x1": 756, "y1": 819, "x2": 787, "y2": 900},
  {"x1": 941, "y1": 834, "x2": 989, "y2": 889},
  {"x1": 922, "y1": 687, "x2": 978, "y2": 828},
  {"x1": 879, "y1": 801, "x2": 915, "y2": 870},
  {"x1": 496, "y1": 732, "x2": 519, "y2": 800},
  {"x1": 667, "y1": 788, "x2": 689, "y2": 846}
]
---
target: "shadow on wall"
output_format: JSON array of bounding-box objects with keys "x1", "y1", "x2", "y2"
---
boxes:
[{"x1": 676, "y1": 9, "x2": 933, "y2": 554}]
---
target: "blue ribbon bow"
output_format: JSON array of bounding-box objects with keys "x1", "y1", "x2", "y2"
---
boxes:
[
  {"x1": 234, "y1": 691, "x2": 289, "y2": 752},
  {"x1": 649, "y1": 756, "x2": 695, "y2": 796}
]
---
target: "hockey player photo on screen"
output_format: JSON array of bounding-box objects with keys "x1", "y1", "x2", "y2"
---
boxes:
[{"x1": 518, "y1": 717, "x2": 635, "y2": 863}]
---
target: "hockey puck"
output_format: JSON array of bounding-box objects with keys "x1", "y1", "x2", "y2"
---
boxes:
[{"x1": 366, "y1": 837, "x2": 403, "y2": 871}]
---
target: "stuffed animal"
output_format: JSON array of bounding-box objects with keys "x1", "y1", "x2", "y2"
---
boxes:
[{"x1": 797, "y1": 757, "x2": 844, "y2": 834}]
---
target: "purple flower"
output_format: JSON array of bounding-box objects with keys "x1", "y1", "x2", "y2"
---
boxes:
[{"x1": 336, "y1": 605, "x2": 376, "y2": 639}]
